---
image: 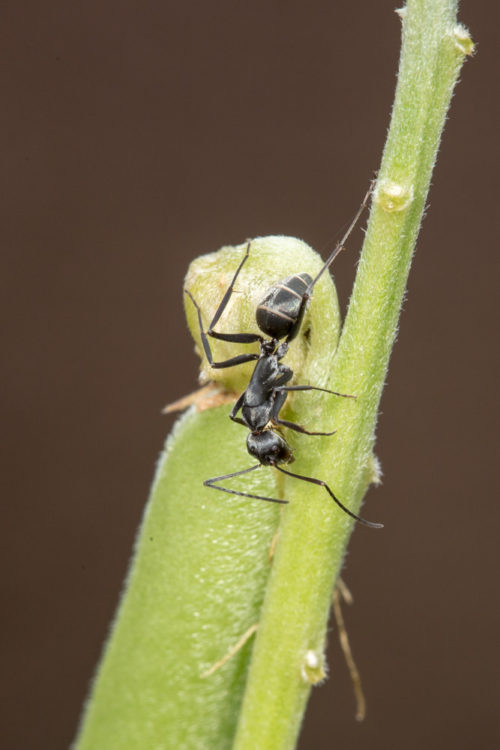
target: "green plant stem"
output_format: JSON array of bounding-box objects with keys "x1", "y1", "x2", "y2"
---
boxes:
[{"x1": 232, "y1": 2, "x2": 473, "y2": 749}]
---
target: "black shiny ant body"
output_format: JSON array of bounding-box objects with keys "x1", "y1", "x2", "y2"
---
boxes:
[{"x1": 186, "y1": 183, "x2": 382, "y2": 528}]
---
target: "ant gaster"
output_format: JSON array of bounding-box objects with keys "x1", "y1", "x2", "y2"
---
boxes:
[{"x1": 186, "y1": 182, "x2": 382, "y2": 529}]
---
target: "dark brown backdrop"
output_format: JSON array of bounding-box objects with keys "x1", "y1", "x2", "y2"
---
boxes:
[{"x1": 2, "y1": 2, "x2": 498, "y2": 748}]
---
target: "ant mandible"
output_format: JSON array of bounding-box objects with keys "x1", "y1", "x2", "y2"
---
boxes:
[{"x1": 185, "y1": 181, "x2": 382, "y2": 529}]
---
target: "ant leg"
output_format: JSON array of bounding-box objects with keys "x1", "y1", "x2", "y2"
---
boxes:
[
  {"x1": 184, "y1": 241, "x2": 266, "y2": 368},
  {"x1": 273, "y1": 464, "x2": 383, "y2": 529},
  {"x1": 285, "y1": 180, "x2": 375, "y2": 344},
  {"x1": 229, "y1": 392, "x2": 248, "y2": 427},
  {"x1": 273, "y1": 417, "x2": 337, "y2": 437},
  {"x1": 271, "y1": 389, "x2": 336, "y2": 436},
  {"x1": 306, "y1": 179, "x2": 376, "y2": 293},
  {"x1": 276, "y1": 384, "x2": 356, "y2": 399},
  {"x1": 208, "y1": 240, "x2": 252, "y2": 332},
  {"x1": 185, "y1": 288, "x2": 260, "y2": 369},
  {"x1": 205, "y1": 240, "x2": 264, "y2": 347},
  {"x1": 204, "y1": 465, "x2": 288, "y2": 505},
  {"x1": 271, "y1": 387, "x2": 336, "y2": 436}
]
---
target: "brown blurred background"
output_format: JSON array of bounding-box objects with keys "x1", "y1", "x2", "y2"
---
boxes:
[{"x1": 2, "y1": 1, "x2": 498, "y2": 748}]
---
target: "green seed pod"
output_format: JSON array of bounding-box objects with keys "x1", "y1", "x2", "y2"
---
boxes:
[{"x1": 184, "y1": 235, "x2": 342, "y2": 394}]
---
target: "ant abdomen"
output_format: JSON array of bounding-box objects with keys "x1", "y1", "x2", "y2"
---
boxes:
[{"x1": 256, "y1": 273, "x2": 312, "y2": 340}]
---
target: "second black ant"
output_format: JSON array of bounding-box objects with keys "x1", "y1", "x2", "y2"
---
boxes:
[{"x1": 185, "y1": 181, "x2": 382, "y2": 529}]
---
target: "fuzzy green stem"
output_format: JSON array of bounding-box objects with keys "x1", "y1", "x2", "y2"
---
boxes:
[{"x1": 232, "y1": 2, "x2": 472, "y2": 749}]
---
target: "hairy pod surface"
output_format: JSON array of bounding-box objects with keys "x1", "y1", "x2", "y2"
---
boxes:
[{"x1": 184, "y1": 236, "x2": 341, "y2": 393}]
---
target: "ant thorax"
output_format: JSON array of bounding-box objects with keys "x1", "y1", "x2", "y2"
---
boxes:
[{"x1": 256, "y1": 339, "x2": 289, "y2": 367}]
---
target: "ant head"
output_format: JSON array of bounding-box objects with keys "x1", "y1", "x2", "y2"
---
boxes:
[{"x1": 246, "y1": 430, "x2": 294, "y2": 466}]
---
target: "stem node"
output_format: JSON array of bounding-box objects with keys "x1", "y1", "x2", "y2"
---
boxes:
[
  {"x1": 301, "y1": 650, "x2": 327, "y2": 685},
  {"x1": 375, "y1": 179, "x2": 414, "y2": 213},
  {"x1": 451, "y1": 24, "x2": 475, "y2": 56}
]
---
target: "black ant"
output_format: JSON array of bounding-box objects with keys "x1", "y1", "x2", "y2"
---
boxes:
[{"x1": 185, "y1": 182, "x2": 382, "y2": 529}]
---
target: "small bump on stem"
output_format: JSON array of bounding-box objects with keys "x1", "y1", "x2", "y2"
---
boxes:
[
  {"x1": 367, "y1": 453, "x2": 382, "y2": 486},
  {"x1": 375, "y1": 179, "x2": 414, "y2": 213},
  {"x1": 301, "y1": 649, "x2": 326, "y2": 685},
  {"x1": 451, "y1": 24, "x2": 475, "y2": 56}
]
